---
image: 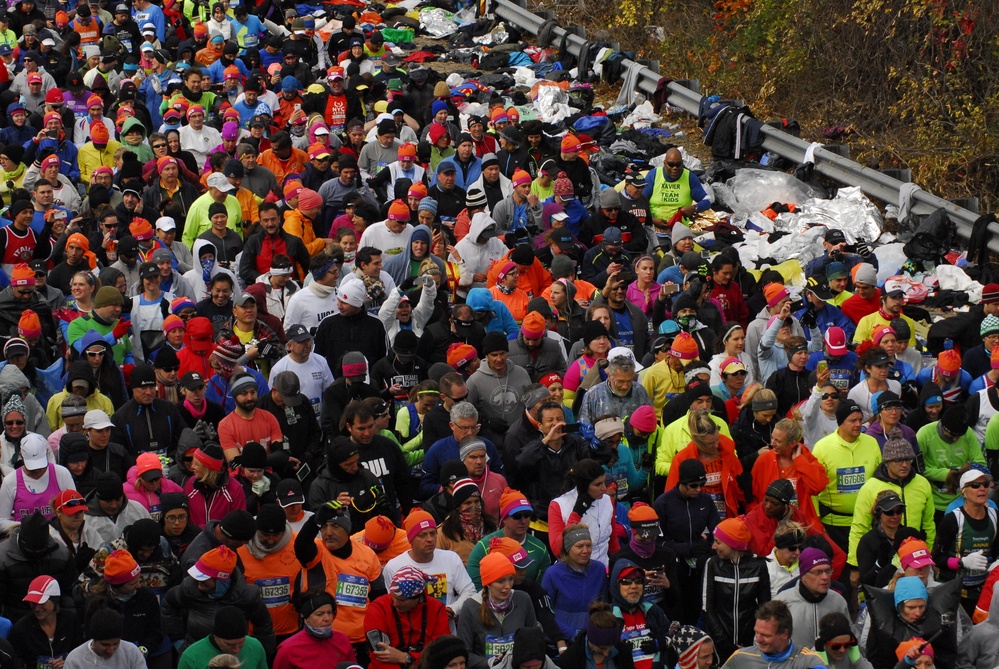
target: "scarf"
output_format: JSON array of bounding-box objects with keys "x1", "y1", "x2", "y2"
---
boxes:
[
  {"x1": 496, "y1": 284, "x2": 515, "y2": 295},
  {"x1": 354, "y1": 267, "x2": 385, "y2": 304},
  {"x1": 629, "y1": 536, "x2": 656, "y2": 559},
  {"x1": 184, "y1": 397, "x2": 207, "y2": 419},
  {"x1": 459, "y1": 509, "x2": 482, "y2": 543},
  {"x1": 486, "y1": 594, "x2": 513, "y2": 616},
  {"x1": 245, "y1": 526, "x2": 292, "y2": 559},
  {"x1": 201, "y1": 256, "x2": 214, "y2": 284},
  {"x1": 309, "y1": 280, "x2": 337, "y2": 298},
  {"x1": 1, "y1": 162, "x2": 25, "y2": 184}
]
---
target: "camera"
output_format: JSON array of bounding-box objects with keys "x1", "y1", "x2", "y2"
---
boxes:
[{"x1": 788, "y1": 298, "x2": 805, "y2": 312}]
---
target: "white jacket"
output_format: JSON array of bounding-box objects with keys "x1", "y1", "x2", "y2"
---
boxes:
[
  {"x1": 182, "y1": 239, "x2": 241, "y2": 303},
  {"x1": 551, "y1": 489, "x2": 615, "y2": 568},
  {"x1": 378, "y1": 281, "x2": 436, "y2": 345},
  {"x1": 452, "y1": 212, "x2": 506, "y2": 291}
]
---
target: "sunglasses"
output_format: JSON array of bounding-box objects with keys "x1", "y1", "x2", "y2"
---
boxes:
[
  {"x1": 603, "y1": 207, "x2": 620, "y2": 212},
  {"x1": 510, "y1": 512, "x2": 531, "y2": 520},
  {"x1": 152, "y1": 143, "x2": 167, "y2": 149},
  {"x1": 826, "y1": 642, "x2": 856, "y2": 651},
  {"x1": 103, "y1": 223, "x2": 118, "y2": 229},
  {"x1": 5, "y1": 420, "x2": 24, "y2": 426},
  {"x1": 86, "y1": 350, "x2": 105, "y2": 357},
  {"x1": 966, "y1": 481, "x2": 990, "y2": 490},
  {"x1": 619, "y1": 577, "x2": 644, "y2": 585},
  {"x1": 665, "y1": 161, "x2": 683, "y2": 168},
  {"x1": 783, "y1": 544, "x2": 803, "y2": 552},
  {"x1": 160, "y1": 366, "x2": 179, "y2": 373},
  {"x1": 685, "y1": 482, "x2": 704, "y2": 489},
  {"x1": 881, "y1": 507, "x2": 904, "y2": 516},
  {"x1": 821, "y1": 393, "x2": 839, "y2": 400},
  {"x1": 58, "y1": 498, "x2": 86, "y2": 510}
]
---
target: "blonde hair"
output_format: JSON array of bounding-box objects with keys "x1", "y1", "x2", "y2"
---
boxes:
[
  {"x1": 774, "y1": 418, "x2": 802, "y2": 444},
  {"x1": 688, "y1": 409, "x2": 719, "y2": 450},
  {"x1": 208, "y1": 655, "x2": 241, "y2": 669}
]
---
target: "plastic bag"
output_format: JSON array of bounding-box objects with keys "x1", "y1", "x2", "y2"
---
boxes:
[
  {"x1": 622, "y1": 100, "x2": 659, "y2": 128},
  {"x1": 382, "y1": 27, "x2": 414, "y2": 43},
  {"x1": 420, "y1": 8, "x2": 458, "y2": 38},
  {"x1": 872, "y1": 243, "x2": 908, "y2": 284},
  {"x1": 513, "y1": 66, "x2": 538, "y2": 87},
  {"x1": 474, "y1": 22, "x2": 508, "y2": 45},
  {"x1": 712, "y1": 169, "x2": 819, "y2": 216},
  {"x1": 534, "y1": 86, "x2": 571, "y2": 123}
]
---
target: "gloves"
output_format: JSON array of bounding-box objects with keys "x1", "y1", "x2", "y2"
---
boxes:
[
  {"x1": 697, "y1": 263, "x2": 708, "y2": 278},
  {"x1": 112, "y1": 319, "x2": 130, "y2": 339},
  {"x1": 315, "y1": 500, "x2": 346, "y2": 526},
  {"x1": 572, "y1": 494, "x2": 593, "y2": 518},
  {"x1": 640, "y1": 452, "x2": 654, "y2": 471},
  {"x1": 399, "y1": 277, "x2": 417, "y2": 291},
  {"x1": 193, "y1": 420, "x2": 217, "y2": 444},
  {"x1": 855, "y1": 240, "x2": 873, "y2": 259},
  {"x1": 639, "y1": 640, "x2": 658, "y2": 655},
  {"x1": 800, "y1": 306, "x2": 817, "y2": 329},
  {"x1": 962, "y1": 550, "x2": 989, "y2": 571}
]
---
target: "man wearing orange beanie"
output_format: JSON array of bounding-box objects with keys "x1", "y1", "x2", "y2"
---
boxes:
[
  {"x1": 508, "y1": 311, "x2": 566, "y2": 383},
  {"x1": 351, "y1": 514, "x2": 411, "y2": 567},
  {"x1": 45, "y1": 232, "x2": 96, "y2": 295},
  {"x1": 357, "y1": 199, "x2": 415, "y2": 258},
  {"x1": 78, "y1": 119, "x2": 121, "y2": 186},
  {"x1": 382, "y1": 508, "x2": 476, "y2": 621},
  {"x1": 465, "y1": 488, "x2": 550, "y2": 588}
]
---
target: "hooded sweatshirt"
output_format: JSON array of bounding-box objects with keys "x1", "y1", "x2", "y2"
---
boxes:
[
  {"x1": 607, "y1": 559, "x2": 671, "y2": 669},
  {"x1": 120, "y1": 116, "x2": 154, "y2": 163},
  {"x1": 465, "y1": 357, "x2": 531, "y2": 430},
  {"x1": 45, "y1": 360, "x2": 115, "y2": 431},
  {"x1": 183, "y1": 239, "x2": 242, "y2": 303},
  {"x1": 81, "y1": 496, "x2": 153, "y2": 547},
  {"x1": 453, "y1": 214, "x2": 507, "y2": 294},
  {"x1": 177, "y1": 316, "x2": 215, "y2": 381},
  {"x1": 466, "y1": 288, "x2": 519, "y2": 338},
  {"x1": 0, "y1": 364, "x2": 49, "y2": 438},
  {"x1": 962, "y1": 585, "x2": 999, "y2": 668}
]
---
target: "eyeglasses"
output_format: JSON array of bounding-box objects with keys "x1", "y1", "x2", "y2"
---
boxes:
[
  {"x1": 826, "y1": 642, "x2": 856, "y2": 651},
  {"x1": 510, "y1": 512, "x2": 531, "y2": 520},
  {"x1": 103, "y1": 223, "x2": 118, "y2": 229},
  {"x1": 164, "y1": 514, "x2": 188, "y2": 523},
  {"x1": 665, "y1": 161, "x2": 683, "y2": 168},
  {"x1": 5, "y1": 420, "x2": 24, "y2": 426},
  {"x1": 881, "y1": 406, "x2": 903, "y2": 412},
  {"x1": 152, "y1": 143, "x2": 167, "y2": 149},
  {"x1": 685, "y1": 482, "x2": 704, "y2": 489},
  {"x1": 881, "y1": 507, "x2": 904, "y2": 516},
  {"x1": 783, "y1": 544, "x2": 803, "y2": 552},
  {"x1": 619, "y1": 577, "x2": 644, "y2": 585},
  {"x1": 86, "y1": 350, "x2": 105, "y2": 358},
  {"x1": 603, "y1": 207, "x2": 620, "y2": 212},
  {"x1": 966, "y1": 481, "x2": 990, "y2": 490}
]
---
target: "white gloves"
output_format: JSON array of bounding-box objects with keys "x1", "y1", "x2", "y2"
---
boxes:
[{"x1": 962, "y1": 550, "x2": 988, "y2": 571}]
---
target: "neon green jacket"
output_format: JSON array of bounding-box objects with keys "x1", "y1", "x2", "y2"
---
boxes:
[
  {"x1": 811, "y1": 431, "x2": 882, "y2": 526},
  {"x1": 917, "y1": 421, "x2": 987, "y2": 511},
  {"x1": 847, "y1": 463, "x2": 935, "y2": 565}
]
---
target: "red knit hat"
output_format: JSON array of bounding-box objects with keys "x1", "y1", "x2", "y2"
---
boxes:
[
  {"x1": 297, "y1": 188, "x2": 323, "y2": 211},
  {"x1": 103, "y1": 549, "x2": 141, "y2": 585}
]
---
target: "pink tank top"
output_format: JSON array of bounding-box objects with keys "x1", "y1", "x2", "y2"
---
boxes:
[{"x1": 13, "y1": 463, "x2": 62, "y2": 519}]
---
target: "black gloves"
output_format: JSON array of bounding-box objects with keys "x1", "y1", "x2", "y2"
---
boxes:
[
  {"x1": 572, "y1": 493, "x2": 593, "y2": 518},
  {"x1": 800, "y1": 306, "x2": 817, "y2": 329},
  {"x1": 314, "y1": 500, "x2": 346, "y2": 526}
]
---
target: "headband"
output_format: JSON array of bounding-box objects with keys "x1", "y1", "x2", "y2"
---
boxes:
[
  {"x1": 774, "y1": 530, "x2": 805, "y2": 549},
  {"x1": 311, "y1": 258, "x2": 337, "y2": 281},
  {"x1": 299, "y1": 592, "x2": 334, "y2": 617},
  {"x1": 723, "y1": 323, "x2": 743, "y2": 341},
  {"x1": 752, "y1": 398, "x2": 779, "y2": 412},
  {"x1": 271, "y1": 266, "x2": 294, "y2": 276},
  {"x1": 563, "y1": 527, "x2": 591, "y2": 553},
  {"x1": 633, "y1": 255, "x2": 653, "y2": 269},
  {"x1": 417, "y1": 390, "x2": 440, "y2": 396}
]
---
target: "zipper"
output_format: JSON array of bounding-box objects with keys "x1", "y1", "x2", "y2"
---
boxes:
[{"x1": 732, "y1": 561, "x2": 739, "y2": 645}]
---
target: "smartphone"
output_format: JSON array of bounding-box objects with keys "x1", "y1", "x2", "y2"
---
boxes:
[
  {"x1": 366, "y1": 630, "x2": 387, "y2": 651},
  {"x1": 563, "y1": 423, "x2": 581, "y2": 433},
  {"x1": 700, "y1": 249, "x2": 710, "y2": 259},
  {"x1": 817, "y1": 360, "x2": 828, "y2": 374},
  {"x1": 296, "y1": 462, "x2": 312, "y2": 482},
  {"x1": 663, "y1": 283, "x2": 679, "y2": 294}
]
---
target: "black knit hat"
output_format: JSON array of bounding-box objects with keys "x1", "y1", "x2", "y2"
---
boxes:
[
  {"x1": 239, "y1": 442, "x2": 268, "y2": 469},
  {"x1": 255, "y1": 503, "x2": 287, "y2": 534},
  {"x1": 219, "y1": 510, "x2": 256, "y2": 541},
  {"x1": 329, "y1": 436, "x2": 359, "y2": 465},
  {"x1": 213, "y1": 606, "x2": 248, "y2": 640},
  {"x1": 481, "y1": 332, "x2": 508, "y2": 355},
  {"x1": 423, "y1": 636, "x2": 468, "y2": 669},
  {"x1": 440, "y1": 460, "x2": 467, "y2": 488},
  {"x1": 96, "y1": 471, "x2": 124, "y2": 500},
  {"x1": 765, "y1": 479, "x2": 795, "y2": 505},
  {"x1": 582, "y1": 320, "x2": 611, "y2": 346},
  {"x1": 17, "y1": 510, "x2": 51, "y2": 554}
]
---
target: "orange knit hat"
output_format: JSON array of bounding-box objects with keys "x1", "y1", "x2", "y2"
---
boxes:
[
  {"x1": 479, "y1": 552, "x2": 516, "y2": 586},
  {"x1": 364, "y1": 516, "x2": 398, "y2": 549},
  {"x1": 498, "y1": 488, "x2": 532, "y2": 520},
  {"x1": 129, "y1": 218, "x2": 154, "y2": 241},
  {"x1": 488, "y1": 536, "x2": 534, "y2": 568},
  {"x1": 90, "y1": 121, "x2": 110, "y2": 144},
  {"x1": 714, "y1": 517, "x2": 751, "y2": 551},
  {"x1": 10, "y1": 264, "x2": 35, "y2": 288},
  {"x1": 521, "y1": 312, "x2": 546, "y2": 339},
  {"x1": 387, "y1": 199, "x2": 411, "y2": 221},
  {"x1": 103, "y1": 549, "x2": 140, "y2": 585},
  {"x1": 188, "y1": 546, "x2": 237, "y2": 581},
  {"x1": 404, "y1": 509, "x2": 437, "y2": 542},
  {"x1": 408, "y1": 182, "x2": 428, "y2": 199},
  {"x1": 560, "y1": 134, "x2": 581, "y2": 153},
  {"x1": 18, "y1": 310, "x2": 41, "y2": 339},
  {"x1": 669, "y1": 331, "x2": 699, "y2": 361},
  {"x1": 627, "y1": 502, "x2": 659, "y2": 525}
]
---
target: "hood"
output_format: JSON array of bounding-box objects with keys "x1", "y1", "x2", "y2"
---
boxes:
[
  {"x1": 873, "y1": 460, "x2": 915, "y2": 486},
  {"x1": 242, "y1": 283, "x2": 270, "y2": 315},
  {"x1": 59, "y1": 432, "x2": 90, "y2": 467},
  {"x1": 79, "y1": 330, "x2": 113, "y2": 355},
  {"x1": 121, "y1": 116, "x2": 147, "y2": 140},
  {"x1": 466, "y1": 287, "x2": 495, "y2": 313},
  {"x1": 894, "y1": 575, "x2": 928, "y2": 610},
  {"x1": 183, "y1": 316, "x2": 214, "y2": 353},
  {"x1": 918, "y1": 381, "x2": 943, "y2": 407},
  {"x1": 609, "y1": 558, "x2": 646, "y2": 611},
  {"x1": 192, "y1": 239, "x2": 218, "y2": 271},
  {"x1": 98, "y1": 266, "x2": 125, "y2": 290},
  {"x1": 66, "y1": 359, "x2": 96, "y2": 395},
  {"x1": 468, "y1": 211, "x2": 498, "y2": 241},
  {"x1": 0, "y1": 364, "x2": 29, "y2": 395},
  {"x1": 411, "y1": 224, "x2": 432, "y2": 253}
]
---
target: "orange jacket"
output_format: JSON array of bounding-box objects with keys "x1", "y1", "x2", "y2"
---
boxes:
[
  {"x1": 238, "y1": 539, "x2": 304, "y2": 635},
  {"x1": 539, "y1": 279, "x2": 598, "y2": 306},
  {"x1": 665, "y1": 435, "x2": 744, "y2": 519},
  {"x1": 259, "y1": 147, "x2": 308, "y2": 186},
  {"x1": 489, "y1": 285, "x2": 530, "y2": 323},
  {"x1": 350, "y1": 528, "x2": 411, "y2": 567},
  {"x1": 741, "y1": 503, "x2": 847, "y2": 578},
  {"x1": 302, "y1": 538, "x2": 383, "y2": 644},
  {"x1": 486, "y1": 252, "x2": 553, "y2": 299},
  {"x1": 283, "y1": 209, "x2": 325, "y2": 256},
  {"x1": 750, "y1": 445, "x2": 828, "y2": 530}
]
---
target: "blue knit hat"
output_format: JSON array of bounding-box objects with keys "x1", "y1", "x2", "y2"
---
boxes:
[{"x1": 418, "y1": 197, "x2": 438, "y2": 215}]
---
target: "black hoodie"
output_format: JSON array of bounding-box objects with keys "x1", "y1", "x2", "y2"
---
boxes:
[
  {"x1": 905, "y1": 381, "x2": 943, "y2": 433},
  {"x1": 306, "y1": 447, "x2": 393, "y2": 528}
]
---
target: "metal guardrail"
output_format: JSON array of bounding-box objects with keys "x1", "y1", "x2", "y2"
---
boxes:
[{"x1": 493, "y1": 0, "x2": 999, "y2": 255}]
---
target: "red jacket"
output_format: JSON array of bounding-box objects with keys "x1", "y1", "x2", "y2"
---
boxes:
[
  {"x1": 842, "y1": 289, "x2": 881, "y2": 325},
  {"x1": 741, "y1": 503, "x2": 847, "y2": 578},
  {"x1": 363, "y1": 594, "x2": 451, "y2": 669},
  {"x1": 273, "y1": 628, "x2": 356, "y2": 669},
  {"x1": 709, "y1": 280, "x2": 749, "y2": 329},
  {"x1": 177, "y1": 317, "x2": 214, "y2": 380},
  {"x1": 750, "y1": 445, "x2": 828, "y2": 529},
  {"x1": 665, "y1": 436, "x2": 744, "y2": 518}
]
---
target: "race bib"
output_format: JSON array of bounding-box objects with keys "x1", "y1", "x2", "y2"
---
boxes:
[
  {"x1": 622, "y1": 627, "x2": 655, "y2": 668},
  {"x1": 709, "y1": 493, "x2": 726, "y2": 518},
  {"x1": 36, "y1": 656, "x2": 61, "y2": 669},
  {"x1": 258, "y1": 576, "x2": 291, "y2": 608},
  {"x1": 149, "y1": 503, "x2": 161, "y2": 521},
  {"x1": 835, "y1": 466, "x2": 865, "y2": 495},
  {"x1": 485, "y1": 633, "x2": 515, "y2": 661},
  {"x1": 335, "y1": 573, "x2": 370, "y2": 608},
  {"x1": 607, "y1": 472, "x2": 629, "y2": 499}
]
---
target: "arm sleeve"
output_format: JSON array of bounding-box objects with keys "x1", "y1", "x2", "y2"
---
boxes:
[
  {"x1": 688, "y1": 172, "x2": 711, "y2": 212},
  {"x1": 448, "y1": 555, "x2": 477, "y2": 613},
  {"x1": 700, "y1": 559, "x2": 724, "y2": 641},
  {"x1": 547, "y1": 499, "x2": 566, "y2": 559}
]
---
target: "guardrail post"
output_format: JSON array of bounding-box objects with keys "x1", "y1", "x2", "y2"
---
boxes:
[
  {"x1": 950, "y1": 197, "x2": 979, "y2": 214},
  {"x1": 825, "y1": 144, "x2": 850, "y2": 159}
]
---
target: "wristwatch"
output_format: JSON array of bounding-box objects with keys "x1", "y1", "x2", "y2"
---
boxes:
[{"x1": 403, "y1": 653, "x2": 414, "y2": 666}]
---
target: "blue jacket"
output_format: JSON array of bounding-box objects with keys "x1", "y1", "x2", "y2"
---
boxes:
[
  {"x1": 0, "y1": 124, "x2": 33, "y2": 148},
  {"x1": 22, "y1": 136, "x2": 79, "y2": 183},
  {"x1": 431, "y1": 156, "x2": 482, "y2": 191},
  {"x1": 795, "y1": 302, "x2": 856, "y2": 341},
  {"x1": 541, "y1": 560, "x2": 608, "y2": 641},
  {"x1": 603, "y1": 443, "x2": 646, "y2": 502},
  {"x1": 205, "y1": 368, "x2": 270, "y2": 413},
  {"x1": 419, "y1": 434, "x2": 505, "y2": 498},
  {"x1": 207, "y1": 57, "x2": 251, "y2": 84},
  {"x1": 140, "y1": 69, "x2": 173, "y2": 128},
  {"x1": 541, "y1": 196, "x2": 588, "y2": 237},
  {"x1": 466, "y1": 288, "x2": 519, "y2": 339}
]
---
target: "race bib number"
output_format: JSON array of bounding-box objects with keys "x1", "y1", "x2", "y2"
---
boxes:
[
  {"x1": 36, "y1": 656, "x2": 61, "y2": 669},
  {"x1": 836, "y1": 466, "x2": 865, "y2": 494},
  {"x1": 607, "y1": 472, "x2": 629, "y2": 499},
  {"x1": 622, "y1": 627, "x2": 655, "y2": 668},
  {"x1": 709, "y1": 493, "x2": 726, "y2": 518},
  {"x1": 485, "y1": 633, "x2": 515, "y2": 661},
  {"x1": 335, "y1": 573, "x2": 370, "y2": 608},
  {"x1": 258, "y1": 576, "x2": 291, "y2": 608},
  {"x1": 149, "y1": 503, "x2": 161, "y2": 521}
]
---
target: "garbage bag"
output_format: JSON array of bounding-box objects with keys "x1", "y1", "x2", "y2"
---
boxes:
[
  {"x1": 534, "y1": 86, "x2": 572, "y2": 124},
  {"x1": 903, "y1": 208, "x2": 956, "y2": 264}
]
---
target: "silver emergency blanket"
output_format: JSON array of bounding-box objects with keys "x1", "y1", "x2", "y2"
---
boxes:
[
  {"x1": 533, "y1": 85, "x2": 572, "y2": 123},
  {"x1": 420, "y1": 8, "x2": 458, "y2": 37}
]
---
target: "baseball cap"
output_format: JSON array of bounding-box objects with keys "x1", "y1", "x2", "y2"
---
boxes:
[
  {"x1": 276, "y1": 478, "x2": 305, "y2": 507},
  {"x1": 285, "y1": 324, "x2": 312, "y2": 342},
  {"x1": 84, "y1": 410, "x2": 115, "y2": 430},
  {"x1": 272, "y1": 371, "x2": 302, "y2": 407},
  {"x1": 607, "y1": 346, "x2": 644, "y2": 373},
  {"x1": 233, "y1": 294, "x2": 257, "y2": 307},
  {"x1": 54, "y1": 489, "x2": 87, "y2": 515},
  {"x1": 180, "y1": 371, "x2": 205, "y2": 390},
  {"x1": 206, "y1": 172, "x2": 234, "y2": 192},
  {"x1": 824, "y1": 327, "x2": 848, "y2": 357},
  {"x1": 23, "y1": 575, "x2": 60, "y2": 604},
  {"x1": 20, "y1": 434, "x2": 49, "y2": 469}
]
